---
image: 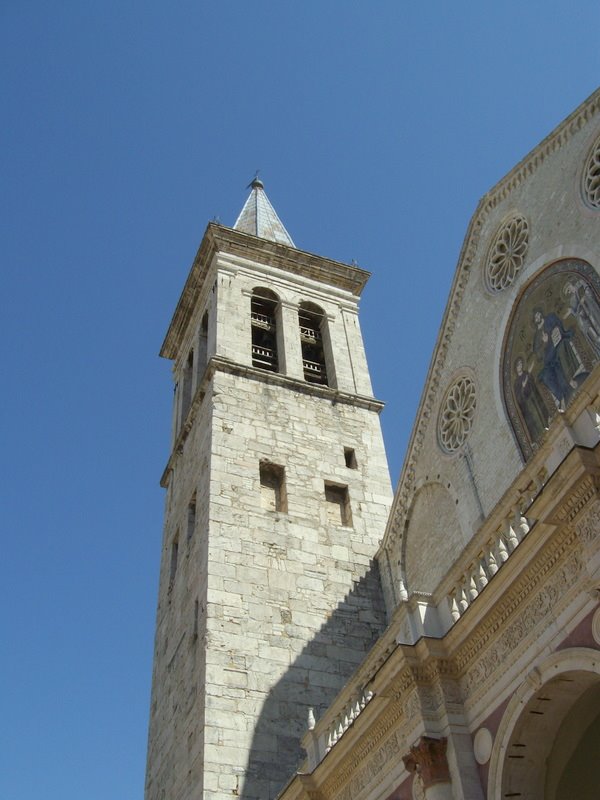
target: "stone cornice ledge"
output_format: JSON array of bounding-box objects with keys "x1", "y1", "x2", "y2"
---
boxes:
[
  {"x1": 160, "y1": 356, "x2": 385, "y2": 486},
  {"x1": 161, "y1": 223, "x2": 371, "y2": 359}
]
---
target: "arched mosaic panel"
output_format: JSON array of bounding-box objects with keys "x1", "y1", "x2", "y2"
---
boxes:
[{"x1": 502, "y1": 259, "x2": 600, "y2": 459}]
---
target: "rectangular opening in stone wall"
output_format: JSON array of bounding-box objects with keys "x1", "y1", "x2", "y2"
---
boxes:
[
  {"x1": 325, "y1": 482, "x2": 352, "y2": 527},
  {"x1": 251, "y1": 292, "x2": 278, "y2": 372},
  {"x1": 180, "y1": 349, "x2": 194, "y2": 425},
  {"x1": 186, "y1": 493, "x2": 196, "y2": 541},
  {"x1": 344, "y1": 447, "x2": 358, "y2": 469},
  {"x1": 299, "y1": 305, "x2": 328, "y2": 385},
  {"x1": 193, "y1": 598, "x2": 199, "y2": 640},
  {"x1": 169, "y1": 534, "x2": 179, "y2": 586},
  {"x1": 197, "y1": 310, "x2": 209, "y2": 382},
  {"x1": 260, "y1": 462, "x2": 287, "y2": 512}
]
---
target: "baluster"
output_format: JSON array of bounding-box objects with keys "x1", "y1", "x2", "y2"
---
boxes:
[
  {"x1": 497, "y1": 535, "x2": 509, "y2": 564},
  {"x1": 486, "y1": 543, "x2": 499, "y2": 576},
  {"x1": 347, "y1": 698, "x2": 355, "y2": 723},
  {"x1": 505, "y1": 520, "x2": 519, "y2": 551},
  {"x1": 468, "y1": 570, "x2": 479, "y2": 601},
  {"x1": 458, "y1": 585, "x2": 469, "y2": 613},
  {"x1": 476, "y1": 557, "x2": 489, "y2": 590},
  {"x1": 398, "y1": 578, "x2": 408, "y2": 602},
  {"x1": 517, "y1": 513, "x2": 530, "y2": 539},
  {"x1": 450, "y1": 593, "x2": 461, "y2": 623}
]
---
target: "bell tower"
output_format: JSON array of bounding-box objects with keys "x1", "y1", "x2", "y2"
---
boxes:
[{"x1": 145, "y1": 180, "x2": 393, "y2": 800}]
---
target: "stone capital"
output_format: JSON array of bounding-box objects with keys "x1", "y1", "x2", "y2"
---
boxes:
[{"x1": 402, "y1": 736, "x2": 450, "y2": 789}]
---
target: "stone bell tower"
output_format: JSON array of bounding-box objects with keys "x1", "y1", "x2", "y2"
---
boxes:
[{"x1": 144, "y1": 179, "x2": 393, "y2": 800}]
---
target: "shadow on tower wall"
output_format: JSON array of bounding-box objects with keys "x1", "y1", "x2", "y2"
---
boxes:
[{"x1": 240, "y1": 560, "x2": 387, "y2": 800}]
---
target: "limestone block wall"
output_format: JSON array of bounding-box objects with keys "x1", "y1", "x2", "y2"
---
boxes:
[
  {"x1": 171, "y1": 271, "x2": 217, "y2": 447},
  {"x1": 148, "y1": 262, "x2": 392, "y2": 800},
  {"x1": 146, "y1": 389, "x2": 214, "y2": 800},
  {"x1": 202, "y1": 369, "x2": 392, "y2": 800}
]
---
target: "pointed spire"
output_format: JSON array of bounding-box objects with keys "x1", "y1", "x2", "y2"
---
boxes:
[{"x1": 233, "y1": 176, "x2": 295, "y2": 247}]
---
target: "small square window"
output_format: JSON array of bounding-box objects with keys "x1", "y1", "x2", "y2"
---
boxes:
[
  {"x1": 325, "y1": 482, "x2": 352, "y2": 527},
  {"x1": 260, "y1": 462, "x2": 287, "y2": 512},
  {"x1": 344, "y1": 447, "x2": 358, "y2": 469}
]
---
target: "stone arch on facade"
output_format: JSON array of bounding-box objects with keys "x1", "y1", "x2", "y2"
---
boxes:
[
  {"x1": 487, "y1": 647, "x2": 600, "y2": 800},
  {"x1": 298, "y1": 300, "x2": 332, "y2": 386},
  {"x1": 400, "y1": 480, "x2": 464, "y2": 596},
  {"x1": 250, "y1": 286, "x2": 282, "y2": 373},
  {"x1": 499, "y1": 257, "x2": 600, "y2": 460},
  {"x1": 490, "y1": 247, "x2": 600, "y2": 451}
]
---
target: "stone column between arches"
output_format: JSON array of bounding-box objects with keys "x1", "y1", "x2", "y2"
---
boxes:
[
  {"x1": 279, "y1": 300, "x2": 304, "y2": 380},
  {"x1": 402, "y1": 737, "x2": 453, "y2": 800}
]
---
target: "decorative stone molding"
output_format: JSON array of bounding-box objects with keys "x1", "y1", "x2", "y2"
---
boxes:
[
  {"x1": 412, "y1": 774, "x2": 426, "y2": 800},
  {"x1": 454, "y1": 521, "x2": 581, "y2": 670},
  {"x1": 323, "y1": 728, "x2": 404, "y2": 800},
  {"x1": 460, "y1": 538, "x2": 583, "y2": 695},
  {"x1": 582, "y1": 132, "x2": 600, "y2": 209},
  {"x1": 298, "y1": 775, "x2": 326, "y2": 800},
  {"x1": 313, "y1": 658, "x2": 461, "y2": 800},
  {"x1": 438, "y1": 375, "x2": 477, "y2": 454},
  {"x1": 551, "y1": 473, "x2": 600, "y2": 527},
  {"x1": 575, "y1": 499, "x2": 600, "y2": 546},
  {"x1": 402, "y1": 737, "x2": 450, "y2": 789},
  {"x1": 485, "y1": 214, "x2": 529, "y2": 292}
]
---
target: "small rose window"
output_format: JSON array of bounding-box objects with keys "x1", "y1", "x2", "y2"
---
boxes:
[
  {"x1": 438, "y1": 376, "x2": 477, "y2": 453},
  {"x1": 485, "y1": 214, "x2": 529, "y2": 292}
]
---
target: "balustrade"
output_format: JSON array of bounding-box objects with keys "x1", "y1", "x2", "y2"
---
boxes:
[{"x1": 447, "y1": 500, "x2": 534, "y2": 623}]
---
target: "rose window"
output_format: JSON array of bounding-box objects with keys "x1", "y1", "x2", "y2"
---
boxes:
[
  {"x1": 438, "y1": 376, "x2": 477, "y2": 453},
  {"x1": 583, "y1": 135, "x2": 600, "y2": 209},
  {"x1": 485, "y1": 214, "x2": 529, "y2": 292}
]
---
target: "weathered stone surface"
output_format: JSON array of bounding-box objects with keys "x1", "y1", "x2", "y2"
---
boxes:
[{"x1": 145, "y1": 232, "x2": 392, "y2": 800}]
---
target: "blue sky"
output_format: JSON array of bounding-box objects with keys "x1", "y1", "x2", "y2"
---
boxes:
[{"x1": 2, "y1": 3, "x2": 599, "y2": 798}]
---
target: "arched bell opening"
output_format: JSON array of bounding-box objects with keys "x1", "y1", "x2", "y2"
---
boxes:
[
  {"x1": 251, "y1": 288, "x2": 280, "y2": 372},
  {"x1": 298, "y1": 302, "x2": 329, "y2": 386}
]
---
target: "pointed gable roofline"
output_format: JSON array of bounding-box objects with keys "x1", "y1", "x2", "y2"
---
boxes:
[
  {"x1": 381, "y1": 86, "x2": 600, "y2": 555},
  {"x1": 234, "y1": 177, "x2": 295, "y2": 247}
]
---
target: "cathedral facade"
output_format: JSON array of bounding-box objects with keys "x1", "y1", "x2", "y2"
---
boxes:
[{"x1": 146, "y1": 89, "x2": 600, "y2": 800}]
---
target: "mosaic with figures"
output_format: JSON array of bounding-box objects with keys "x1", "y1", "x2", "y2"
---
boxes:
[{"x1": 503, "y1": 259, "x2": 600, "y2": 459}]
